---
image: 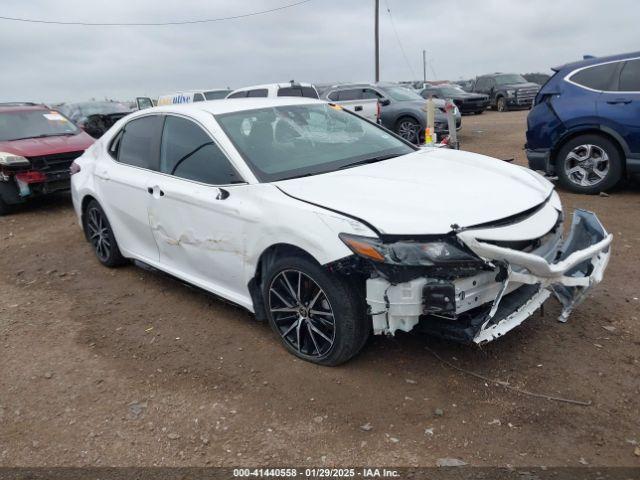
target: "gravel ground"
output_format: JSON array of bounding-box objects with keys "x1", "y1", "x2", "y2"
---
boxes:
[{"x1": 1, "y1": 110, "x2": 639, "y2": 467}]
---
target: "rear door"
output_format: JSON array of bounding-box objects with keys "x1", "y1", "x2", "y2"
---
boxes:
[
  {"x1": 95, "y1": 115, "x2": 163, "y2": 262},
  {"x1": 598, "y1": 58, "x2": 640, "y2": 154},
  {"x1": 145, "y1": 114, "x2": 249, "y2": 300}
]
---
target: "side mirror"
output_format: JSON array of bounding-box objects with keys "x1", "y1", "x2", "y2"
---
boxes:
[{"x1": 380, "y1": 98, "x2": 391, "y2": 106}]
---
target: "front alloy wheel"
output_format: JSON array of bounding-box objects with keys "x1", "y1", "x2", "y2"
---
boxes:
[
  {"x1": 269, "y1": 269, "x2": 336, "y2": 357},
  {"x1": 496, "y1": 97, "x2": 508, "y2": 112},
  {"x1": 395, "y1": 117, "x2": 420, "y2": 143},
  {"x1": 263, "y1": 256, "x2": 369, "y2": 366}
]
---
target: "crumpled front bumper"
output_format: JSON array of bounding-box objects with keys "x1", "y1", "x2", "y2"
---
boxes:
[{"x1": 458, "y1": 209, "x2": 612, "y2": 344}]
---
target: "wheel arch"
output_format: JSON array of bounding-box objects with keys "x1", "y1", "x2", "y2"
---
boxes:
[{"x1": 247, "y1": 243, "x2": 323, "y2": 322}]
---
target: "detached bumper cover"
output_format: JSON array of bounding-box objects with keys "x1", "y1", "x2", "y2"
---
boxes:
[{"x1": 458, "y1": 209, "x2": 612, "y2": 344}]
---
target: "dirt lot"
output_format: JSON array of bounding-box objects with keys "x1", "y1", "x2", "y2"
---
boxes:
[{"x1": 1, "y1": 110, "x2": 639, "y2": 467}]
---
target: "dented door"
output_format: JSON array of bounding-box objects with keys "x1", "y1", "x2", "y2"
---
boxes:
[{"x1": 145, "y1": 173, "x2": 248, "y2": 301}]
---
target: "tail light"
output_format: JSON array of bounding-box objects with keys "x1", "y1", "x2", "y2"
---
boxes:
[
  {"x1": 15, "y1": 171, "x2": 47, "y2": 184},
  {"x1": 70, "y1": 161, "x2": 81, "y2": 175}
]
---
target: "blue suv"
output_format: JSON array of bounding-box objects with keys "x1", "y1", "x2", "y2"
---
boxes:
[{"x1": 526, "y1": 51, "x2": 640, "y2": 193}]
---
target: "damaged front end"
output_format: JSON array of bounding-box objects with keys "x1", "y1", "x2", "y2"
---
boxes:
[{"x1": 339, "y1": 201, "x2": 612, "y2": 345}]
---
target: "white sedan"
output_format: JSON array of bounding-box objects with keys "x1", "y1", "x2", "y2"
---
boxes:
[{"x1": 70, "y1": 97, "x2": 612, "y2": 365}]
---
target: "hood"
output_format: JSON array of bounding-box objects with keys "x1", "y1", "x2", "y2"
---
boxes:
[
  {"x1": 0, "y1": 132, "x2": 95, "y2": 158},
  {"x1": 503, "y1": 82, "x2": 539, "y2": 90},
  {"x1": 453, "y1": 92, "x2": 488, "y2": 100},
  {"x1": 276, "y1": 149, "x2": 553, "y2": 235}
]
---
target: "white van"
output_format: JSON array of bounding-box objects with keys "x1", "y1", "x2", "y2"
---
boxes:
[
  {"x1": 136, "y1": 88, "x2": 232, "y2": 110},
  {"x1": 226, "y1": 82, "x2": 319, "y2": 99}
]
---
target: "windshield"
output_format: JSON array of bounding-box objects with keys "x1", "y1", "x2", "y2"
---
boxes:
[
  {"x1": 216, "y1": 103, "x2": 415, "y2": 182},
  {"x1": 495, "y1": 74, "x2": 528, "y2": 85},
  {"x1": 382, "y1": 86, "x2": 423, "y2": 101},
  {"x1": 204, "y1": 90, "x2": 231, "y2": 100},
  {"x1": 0, "y1": 110, "x2": 79, "y2": 141}
]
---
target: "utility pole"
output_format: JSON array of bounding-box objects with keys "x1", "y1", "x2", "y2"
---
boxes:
[
  {"x1": 374, "y1": 0, "x2": 380, "y2": 83},
  {"x1": 423, "y1": 50, "x2": 427, "y2": 84}
]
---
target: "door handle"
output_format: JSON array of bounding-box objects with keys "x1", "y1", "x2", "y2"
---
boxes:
[
  {"x1": 147, "y1": 186, "x2": 164, "y2": 196},
  {"x1": 606, "y1": 98, "x2": 632, "y2": 105},
  {"x1": 354, "y1": 105, "x2": 363, "y2": 111}
]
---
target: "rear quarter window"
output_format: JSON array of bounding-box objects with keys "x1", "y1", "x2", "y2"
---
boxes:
[
  {"x1": 277, "y1": 86, "x2": 319, "y2": 99},
  {"x1": 618, "y1": 59, "x2": 640, "y2": 91},
  {"x1": 570, "y1": 62, "x2": 620, "y2": 91}
]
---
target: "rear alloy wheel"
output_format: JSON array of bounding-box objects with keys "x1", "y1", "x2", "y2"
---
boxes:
[
  {"x1": 83, "y1": 200, "x2": 127, "y2": 267},
  {"x1": 264, "y1": 256, "x2": 369, "y2": 366},
  {"x1": 496, "y1": 97, "x2": 508, "y2": 112},
  {"x1": 395, "y1": 117, "x2": 420, "y2": 144},
  {"x1": 556, "y1": 135, "x2": 622, "y2": 194}
]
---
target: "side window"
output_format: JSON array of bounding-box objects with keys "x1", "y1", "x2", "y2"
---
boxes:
[
  {"x1": 160, "y1": 116, "x2": 243, "y2": 185},
  {"x1": 247, "y1": 89, "x2": 268, "y2": 98},
  {"x1": 362, "y1": 88, "x2": 382, "y2": 99},
  {"x1": 475, "y1": 78, "x2": 486, "y2": 90},
  {"x1": 618, "y1": 59, "x2": 640, "y2": 91},
  {"x1": 337, "y1": 89, "x2": 360, "y2": 101},
  {"x1": 117, "y1": 115, "x2": 163, "y2": 170},
  {"x1": 571, "y1": 62, "x2": 620, "y2": 91},
  {"x1": 327, "y1": 91, "x2": 339, "y2": 101},
  {"x1": 227, "y1": 91, "x2": 247, "y2": 99},
  {"x1": 193, "y1": 93, "x2": 205, "y2": 102}
]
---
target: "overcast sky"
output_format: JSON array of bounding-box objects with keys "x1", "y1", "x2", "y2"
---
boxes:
[{"x1": 1, "y1": 0, "x2": 638, "y2": 103}]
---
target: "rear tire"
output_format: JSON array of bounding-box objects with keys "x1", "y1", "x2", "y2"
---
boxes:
[
  {"x1": 475, "y1": 109, "x2": 484, "y2": 115},
  {"x1": 556, "y1": 134, "x2": 623, "y2": 194},
  {"x1": 263, "y1": 255, "x2": 369, "y2": 366},
  {"x1": 82, "y1": 200, "x2": 127, "y2": 267}
]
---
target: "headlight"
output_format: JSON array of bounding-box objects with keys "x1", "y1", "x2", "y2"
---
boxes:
[
  {"x1": 339, "y1": 233, "x2": 481, "y2": 266},
  {"x1": 0, "y1": 151, "x2": 30, "y2": 167},
  {"x1": 506, "y1": 90, "x2": 516, "y2": 97}
]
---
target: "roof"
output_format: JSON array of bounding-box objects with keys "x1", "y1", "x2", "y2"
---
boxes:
[
  {"x1": 135, "y1": 97, "x2": 325, "y2": 116},
  {"x1": 552, "y1": 50, "x2": 640, "y2": 72},
  {"x1": 230, "y1": 82, "x2": 314, "y2": 92},
  {"x1": 0, "y1": 105, "x2": 49, "y2": 113}
]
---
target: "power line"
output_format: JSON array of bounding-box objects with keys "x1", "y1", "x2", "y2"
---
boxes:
[
  {"x1": 384, "y1": 0, "x2": 417, "y2": 80},
  {"x1": 0, "y1": 0, "x2": 312, "y2": 26}
]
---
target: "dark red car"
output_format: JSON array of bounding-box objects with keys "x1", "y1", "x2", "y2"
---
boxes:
[{"x1": 0, "y1": 104, "x2": 95, "y2": 215}]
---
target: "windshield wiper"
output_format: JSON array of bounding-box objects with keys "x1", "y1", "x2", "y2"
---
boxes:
[
  {"x1": 337, "y1": 153, "x2": 401, "y2": 171},
  {"x1": 10, "y1": 132, "x2": 77, "y2": 141}
]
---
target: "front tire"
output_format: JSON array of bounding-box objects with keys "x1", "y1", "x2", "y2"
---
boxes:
[
  {"x1": 556, "y1": 134, "x2": 623, "y2": 194},
  {"x1": 263, "y1": 255, "x2": 369, "y2": 366},
  {"x1": 82, "y1": 200, "x2": 127, "y2": 267},
  {"x1": 496, "y1": 96, "x2": 508, "y2": 112},
  {"x1": 395, "y1": 116, "x2": 421, "y2": 144}
]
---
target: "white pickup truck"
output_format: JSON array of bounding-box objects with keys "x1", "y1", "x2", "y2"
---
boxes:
[{"x1": 319, "y1": 86, "x2": 380, "y2": 123}]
